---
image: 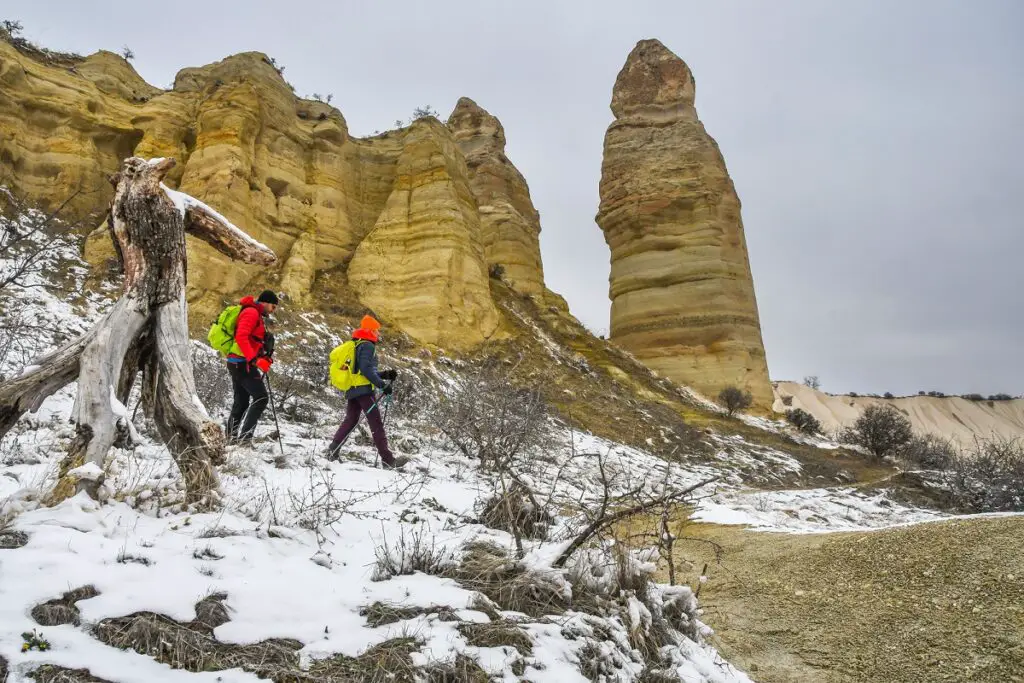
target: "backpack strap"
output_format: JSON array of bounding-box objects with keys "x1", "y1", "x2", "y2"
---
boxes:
[{"x1": 351, "y1": 339, "x2": 373, "y2": 376}]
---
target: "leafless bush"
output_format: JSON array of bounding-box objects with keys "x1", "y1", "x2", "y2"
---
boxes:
[
  {"x1": 371, "y1": 526, "x2": 456, "y2": 581},
  {"x1": 841, "y1": 404, "x2": 913, "y2": 459},
  {"x1": 431, "y1": 360, "x2": 550, "y2": 470},
  {"x1": 900, "y1": 433, "x2": 958, "y2": 470},
  {"x1": 803, "y1": 375, "x2": 821, "y2": 390},
  {"x1": 0, "y1": 186, "x2": 87, "y2": 293},
  {"x1": 287, "y1": 463, "x2": 376, "y2": 547},
  {"x1": 717, "y1": 386, "x2": 752, "y2": 416},
  {"x1": 946, "y1": 437, "x2": 1024, "y2": 512},
  {"x1": 553, "y1": 450, "x2": 716, "y2": 569}
]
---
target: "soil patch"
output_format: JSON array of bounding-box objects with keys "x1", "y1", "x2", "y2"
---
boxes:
[{"x1": 678, "y1": 517, "x2": 1024, "y2": 682}]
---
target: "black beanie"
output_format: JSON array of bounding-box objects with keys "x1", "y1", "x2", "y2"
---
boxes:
[{"x1": 257, "y1": 290, "x2": 280, "y2": 306}]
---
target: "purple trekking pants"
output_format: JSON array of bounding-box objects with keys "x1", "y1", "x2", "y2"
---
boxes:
[{"x1": 331, "y1": 394, "x2": 394, "y2": 465}]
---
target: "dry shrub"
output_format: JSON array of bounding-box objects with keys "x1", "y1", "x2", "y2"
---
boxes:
[
  {"x1": 900, "y1": 433, "x2": 958, "y2": 470},
  {"x1": 477, "y1": 482, "x2": 553, "y2": 542},
  {"x1": 430, "y1": 361, "x2": 550, "y2": 469},
  {"x1": 302, "y1": 637, "x2": 421, "y2": 683},
  {"x1": 842, "y1": 404, "x2": 913, "y2": 459},
  {"x1": 947, "y1": 437, "x2": 1024, "y2": 512},
  {"x1": 785, "y1": 408, "x2": 821, "y2": 434},
  {"x1": 449, "y1": 541, "x2": 568, "y2": 618},
  {"x1": 371, "y1": 527, "x2": 456, "y2": 582},
  {"x1": 637, "y1": 670, "x2": 683, "y2": 683}
]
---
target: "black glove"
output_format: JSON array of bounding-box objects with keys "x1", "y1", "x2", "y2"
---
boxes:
[
  {"x1": 381, "y1": 383, "x2": 394, "y2": 396},
  {"x1": 380, "y1": 369, "x2": 397, "y2": 382}
]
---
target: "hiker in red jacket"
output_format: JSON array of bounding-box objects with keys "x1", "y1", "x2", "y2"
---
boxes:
[{"x1": 226, "y1": 290, "x2": 279, "y2": 445}]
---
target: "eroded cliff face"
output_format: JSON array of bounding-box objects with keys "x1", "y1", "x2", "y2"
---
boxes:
[
  {"x1": 596, "y1": 39, "x2": 772, "y2": 407},
  {"x1": 447, "y1": 97, "x2": 545, "y2": 297},
  {"x1": 0, "y1": 37, "x2": 540, "y2": 347},
  {"x1": 348, "y1": 119, "x2": 499, "y2": 348}
]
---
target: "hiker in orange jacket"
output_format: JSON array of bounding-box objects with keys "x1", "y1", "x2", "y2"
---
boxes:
[
  {"x1": 326, "y1": 315, "x2": 406, "y2": 469},
  {"x1": 225, "y1": 290, "x2": 279, "y2": 445}
]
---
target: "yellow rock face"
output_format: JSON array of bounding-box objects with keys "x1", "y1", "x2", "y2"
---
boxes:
[
  {"x1": 596, "y1": 40, "x2": 772, "y2": 407},
  {"x1": 0, "y1": 38, "x2": 528, "y2": 347},
  {"x1": 348, "y1": 120, "x2": 499, "y2": 348},
  {"x1": 447, "y1": 97, "x2": 545, "y2": 296}
]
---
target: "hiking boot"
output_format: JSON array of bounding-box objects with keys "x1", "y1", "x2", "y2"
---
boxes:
[
  {"x1": 324, "y1": 440, "x2": 342, "y2": 462},
  {"x1": 382, "y1": 455, "x2": 410, "y2": 470}
]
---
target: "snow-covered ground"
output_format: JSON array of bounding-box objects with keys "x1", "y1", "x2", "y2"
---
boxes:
[
  {"x1": 0, "y1": 382, "x2": 751, "y2": 682},
  {"x1": 692, "y1": 486, "x2": 948, "y2": 533}
]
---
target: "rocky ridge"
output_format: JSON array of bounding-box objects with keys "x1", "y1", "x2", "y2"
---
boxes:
[{"x1": 0, "y1": 37, "x2": 551, "y2": 346}]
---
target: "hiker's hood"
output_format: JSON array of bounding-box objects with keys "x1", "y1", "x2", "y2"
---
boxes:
[
  {"x1": 239, "y1": 295, "x2": 265, "y2": 314},
  {"x1": 352, "y1": 328, "x2": 378, "y2": 343}
]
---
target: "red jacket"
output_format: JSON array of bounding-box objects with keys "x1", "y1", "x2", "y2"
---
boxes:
[{"x1": 230, "y1": 296, "x2": 266, "y2": 361}]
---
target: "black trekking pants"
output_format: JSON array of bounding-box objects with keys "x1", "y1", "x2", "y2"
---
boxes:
[{"x1": 226, "y1": 362, "x2": 268, "y2": 441}]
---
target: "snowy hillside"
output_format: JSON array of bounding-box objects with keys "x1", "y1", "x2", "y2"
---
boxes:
[
  {"x1": 0, "y1": 200, "x2": 759, "y2": 682},
  {"x1": 0, "y1": 197, "x2": 992, "y2": 683}
]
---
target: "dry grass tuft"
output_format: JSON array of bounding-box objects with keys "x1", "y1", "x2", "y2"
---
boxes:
[
  {"x1": 420, "y1": 654, "x2": 492, "y2": 682},
  {"x1": 31, "y1": 585, "x2": 99, "y2": 626},
  {"x1": 359, "y1": 601, "x2": 457, "y2": 628},
  {"x1": 300, "y1": 637, "x2": 421, "y2": 682},
  {"x1": 478, "y1": 484, "x2": 553, "y2": 541},
  {"x1": 449, "y1": 541, "x2": 568, "y2": 618},
  {"x1": 457, "y1": 620, "x2": 533, "y2": 656},
  {"x1": 0, "y1": 529, "x2": 28, "y2": 549},
  {"x1": 26, "y1": 664, "x2": 111, "y2": 682}
]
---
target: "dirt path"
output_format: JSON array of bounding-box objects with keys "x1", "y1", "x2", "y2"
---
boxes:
[{"x1": 676, "y1": 516, "x2": 1024, "y2": 682}]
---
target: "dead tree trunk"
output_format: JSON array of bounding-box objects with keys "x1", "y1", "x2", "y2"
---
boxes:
[{"x1": 0, "y1": 157, "x2": 276, "y2": 505}]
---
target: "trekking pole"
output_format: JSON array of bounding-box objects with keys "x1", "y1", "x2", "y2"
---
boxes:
[{"x1": 263, "y1": 371, "x2": 285, "y2": 458}]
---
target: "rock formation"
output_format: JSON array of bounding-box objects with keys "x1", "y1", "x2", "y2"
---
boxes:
[
  {"x1": 447, "y1": 97, "x2": 545, "y2": 297},
  {"x1": 0, "y1": 36, "x2": 543, "y2": 347},
  {"x1": 348, "y1": 119, "x2": 499, "y2": 347},
  {"x1": 596, "y1": 39, "x2": 772, "y2": 406}
]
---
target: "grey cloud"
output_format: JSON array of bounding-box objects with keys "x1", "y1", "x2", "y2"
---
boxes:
[{"x1": 6, "y1": 0, "x2": 1022, "y2": 395}]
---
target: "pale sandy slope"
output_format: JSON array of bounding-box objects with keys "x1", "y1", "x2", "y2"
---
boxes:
[{"x1": 773, "y1": 381, "x2": 1024, "y2": 444}]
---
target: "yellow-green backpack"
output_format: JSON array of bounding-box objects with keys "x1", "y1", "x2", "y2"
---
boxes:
[{"x1": 329, "y1": 340, "x2": 369, "y2": 391}]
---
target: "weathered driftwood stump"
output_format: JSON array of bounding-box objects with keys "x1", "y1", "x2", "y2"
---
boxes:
[{"x1": 0, "y1": 157, "x2": 276, "y2": 504}]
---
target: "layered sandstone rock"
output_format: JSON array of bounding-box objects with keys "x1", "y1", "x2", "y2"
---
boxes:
[
  {"x1": 447, "y1": 97, "x2": 545, "y2": 296},
  {"x1": 348, "y1": 120, "x2": 499, "y2": 347},
  {"x1": 596, "y1": 39, "x2": 772, "y2": 406},
  {"x1": 0, "y1": 37, "x2": 526, "y2": 346}
]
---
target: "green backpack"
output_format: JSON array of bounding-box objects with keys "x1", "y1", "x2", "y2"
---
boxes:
[{"x1": 207, "y1": 304, "x2": 249, "y2": 357}]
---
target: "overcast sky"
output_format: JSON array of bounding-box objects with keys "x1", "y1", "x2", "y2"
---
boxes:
[{"x1": 7, "y1": 1, "x2": 1023, "y2": 395}]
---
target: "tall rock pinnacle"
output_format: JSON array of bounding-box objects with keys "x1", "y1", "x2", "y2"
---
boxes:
[
  {"x1": 596, "y1": 39, "x2": 772, "y2": 407},
  {"x1": 447, "y1": 97, "x2": 545, "y2": 296}
]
